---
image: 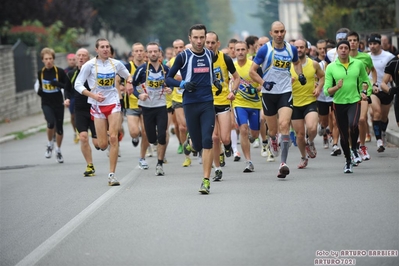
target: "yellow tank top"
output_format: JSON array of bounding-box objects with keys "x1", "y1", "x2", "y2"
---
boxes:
[
  {"x1": 124, "y1": 61, "x2": 139, "y2": 109},
  {"x1": 213, "y1": 51, "x2": 230, "y2": 106},
  {"x1": 233, "y1": 59, "x2": 262, "y2": 109},
  {"x1": 170, "y1": 57, "x2": 183, "y2": 104},
  {"x1": 291, "y1": 57, "x2": 317, "y2": 107}
]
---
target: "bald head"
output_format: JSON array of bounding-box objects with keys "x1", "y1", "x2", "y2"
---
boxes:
[
  {"x1": 271, "y1": 21, "x2": 285, "y2": 31},
  {"x1": 76, "y1": 48, "x2": 90, "y2": 68}
]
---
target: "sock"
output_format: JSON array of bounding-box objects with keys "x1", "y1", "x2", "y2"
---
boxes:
[
  {"x1": 373, "y1": 120, "x2": 382, "y2": 140},
  {"x1": 280, "y1": 135, "x2": 290, "y2": 163},
  {"x1": 55, "y1": 147, "x2": 61, "y2": 153},
  {"x1": 48, "y1": 140, "x2": 53, "y2": 147},
  {"x1": 381, "y1": 119, "x2": 389, "y2": 132},
  {"x1": 231, "y1": 130, "x2": 238, "y2": 153},
  {"x1": 157, "y1": 159, "x2": 163, "y2": 166},
  {"x1": 224, "y1": 141, "x2": 232, "y2": 152}
]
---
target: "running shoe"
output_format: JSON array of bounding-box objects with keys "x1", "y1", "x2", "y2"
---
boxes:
[
  {"x1": 177, "y1": 144, "x2": 183, "y2": 154},
  {"x1": 330, "y1": 145, "x2": 342, "y2": 156},
  {"x1": 83, "y1": 164, "x2": 95, "y2": 176},
  {"x1": 152, "y1": 144, "x2": 157, "y2": 152},
  {"x1": 163, "y1": 157, "x2": 167, "y2": 164},
  {"x1": 351, "y1": 150, "x2": 362, "y2": 166},
  {"x1": 219, "y1": 153, "x2": 225, "y2": 167},
  {"x1": 261, "y1": 144, "x2": 268, "y2": 157},
  {"x1": 56, "y1": 152, "x2": 64, "y2": 163},
  {"x1": 377, "y1": 139, "x2": 385, "y2": 153},
  {"x1": 323, "y1": 135, "x2": 329, "y2": 149},
  {"x1": 199, "y1": 178, "x2": 210, "y2": 194},
  {"x1": 243, "y1": 161, "x2": 254, "y2": 173},
  {"x1": 183, "y1": 137, "x2": 193, "y2": 155},
  {"x1": 146, "y1": 145, "x2": 153, "y2": 157},
  {"x1": 344, "y1": 162, "x2": 353, "y2": 174},
  {"x1": 170, "y1": 127, "x2": 175, "y2": 135},
  {"x1": 252, "y1": 138, "x2": 260, "y2": 148},
  {"x1": 359, "y1": 145, "x2": 370, "y2": 161},
  {"x1": 213, "y1": 169, "x2": 223, "y2": 181},
  {"x1": 277, "y1": 163, "x2": 290, "y2": 178},
  {"x1": 365, "y1": 133, "x2": 371, "y2": 142},
  {"x1": 297, "y1": 157, "x2": 308, "y2": 169},
  {"x1": 267, "y1": 145, "x2": 275, "y2": 162},
  {"x1": 270, "y1": 138, "x2": 280, "y2": 157},
  {"x1": 155, "y1": 164, "x2": 165, "y2": 176},
  {"x1": 224, "y1": 148, "x2": 232, "y2": 157},
  {"x1": 74, "y1": 133, "x2": 80, "y2": 144},
  {"x1": 45, "y1": 145, "x2": 52, "y2": 158},
  {"x1": 289, "y1": 131, "x2": 297, "y2": 146},
  {"x1": 108, "y1": 173, "x2": 120, "y2": 186},
  {"x1": 305, "y1": 141, "x2": 317, "y2": 158},
  {"x1": 139, "y1": 158, "x2": 149, "y2": 169},
  {"x1": 318, "y1": 125, "x2": 326, "y2": 136},
  {"x1": 234, "y1": 151, "x2": 241, "y2": 161},
  {"x1": 132, "y1": 138, "x2": 139, "y2": 147},
  {"x1": 182, "y1": 157, "x2": 191, "y2": 167}
]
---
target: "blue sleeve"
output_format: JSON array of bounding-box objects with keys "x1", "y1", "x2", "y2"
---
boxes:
[
  {"x1": 253, "y1": 45, "x2": 268, "y2": 65},
  {"x1": 290, "y1": 45, "x2": 299, "y2": 63},
  {"x1": 166, "y1": 54, "x2": 184, "y2": 88}
]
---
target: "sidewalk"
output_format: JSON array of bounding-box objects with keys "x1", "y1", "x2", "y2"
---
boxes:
[
  {"x1": 0, "y1": 105, "x2": 398, "y2": 146},
  {"x1": 0, "y1": 111, "x2": 71, "y2": 144}
]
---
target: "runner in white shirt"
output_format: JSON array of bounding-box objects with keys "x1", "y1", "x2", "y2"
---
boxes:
[
  {"x1": 368, "y1": 33, "x2": 395, "y2": 152},
  {"x1": 75, "y1": 38, "x2": 132, "y2": 186}
]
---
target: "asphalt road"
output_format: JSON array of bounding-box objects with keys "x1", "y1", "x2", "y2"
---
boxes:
[{"x1": 1, "y1": 121, "x2": 398, "y2": 266}]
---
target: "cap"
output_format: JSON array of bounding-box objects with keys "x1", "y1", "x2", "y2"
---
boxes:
[
  {"x1": 336, "y1": 40, "x2": 350, "y2": 49},
  {"x1": 368, "y1": 35, "x2": 381, "y2": 45},
  {"x1": 66, "y1": 53, "x2": 75, "y2": 59}
]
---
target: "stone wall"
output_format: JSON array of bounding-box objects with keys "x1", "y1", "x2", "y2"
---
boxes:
[{"x1": 0, "y1": 45, "x2": 68, "y2": 122}]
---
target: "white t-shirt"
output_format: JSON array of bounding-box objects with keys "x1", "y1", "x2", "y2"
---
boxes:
[
  {"x1": 75, "y1": 57, "x2": 130, "y2": 105},
  {"x1": 370, "y1": 50, "x2": 395, "y2": 90}
]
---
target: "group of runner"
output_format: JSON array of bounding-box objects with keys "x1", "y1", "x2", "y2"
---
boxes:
[{"x1": 34, "y1": 21, "x2": 399, "y2": 193}]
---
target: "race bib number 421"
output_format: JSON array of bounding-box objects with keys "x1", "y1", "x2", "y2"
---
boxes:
[{"x1": 97, "y1": 73, "x2": 115, "y2": 88}]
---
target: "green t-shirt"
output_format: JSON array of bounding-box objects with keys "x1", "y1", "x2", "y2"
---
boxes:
[{"x1": 324, "y1": 57, "x2": 370, "y2": 104}]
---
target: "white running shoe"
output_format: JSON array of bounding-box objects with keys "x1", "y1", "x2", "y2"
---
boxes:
[{"x1": 252, "y1": 138, "x2": 260, "y2": 148}]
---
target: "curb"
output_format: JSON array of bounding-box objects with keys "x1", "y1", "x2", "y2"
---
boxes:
[{"x1": 0, "y1": 124, "x2": 47, "y2": 144}]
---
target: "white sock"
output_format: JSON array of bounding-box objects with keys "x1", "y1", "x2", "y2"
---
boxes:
[{"x1": 231, "y1": 130, "x2": 238, "y2": 153}]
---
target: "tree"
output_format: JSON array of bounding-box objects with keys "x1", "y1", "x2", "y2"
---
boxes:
[
  {"x1": 0, "y1": 0, "x2": 93, "y2": 32},
  {"x1": 303, "y1": 0, "x2": 396, "y2": 40}
]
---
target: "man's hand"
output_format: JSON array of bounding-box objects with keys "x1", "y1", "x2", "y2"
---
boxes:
[
  {"x1": 180, "y1": 81, "x2": 197, "y2": 92},
  {"x1": 262, "y1": 81, "x2": 276, "y2": 91},
  {"x1": 298, "y1": 74, "x2": 307, "y2": 85},
  {"x1": 64, "y1": 99, "x2": 70, "y2": 107},
  {"x1": 139, "y1": 93, "x2": 150, "y2": 101},
  {"x1": 125, "y1": 83, "x2": 133, "y2": 95},
  {"x1": 214, "y1": 80, "x2": 222, "y2": 96},
  {"x1": 95, "y1": 92, "x2": 105, "y2": 103}
]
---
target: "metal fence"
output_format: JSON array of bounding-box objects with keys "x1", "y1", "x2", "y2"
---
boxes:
[{"x1": 12, "y1": 40, "x2": 36, "y2": 93}]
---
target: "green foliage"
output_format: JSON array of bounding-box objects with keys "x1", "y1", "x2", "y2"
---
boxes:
[
  {"x1": 303, "y1": 0, "x2": 396, "y2": 39},
  {"x1": 6, "y1": 32, "x2": 37, "y2": 46}
]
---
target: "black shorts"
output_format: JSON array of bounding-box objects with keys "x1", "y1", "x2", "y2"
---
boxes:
[
  {"x1": 292, "y1": 102, "x2": 318, "y2": 120},
  {"x1": 75, "y1": 110, "x2": 97, "y2": 138},
  {"x1": 172, "y1": 100, "x2": 183, "y2": 109},
  {"x1": 317, "y1": 101, "x2": 332, "y2": 116},
  {"x1": 167, "y1": 106, "x2": 174, "y2": 114},
  {"x1": 125, "y1": 108, "x2": 142, "y2": 116},
  {"x1": 215, "y1": 105, "x2": 230, "y2": 115},
  {"x1": 141, "y1": 106, "x2": 168, "y2": 145},
  {"x1": 375, "y1": 91, "x2": 394, "y2": 105},
  {"x1": 262, "y1": 92, "x2": 292, "y2": 116}
]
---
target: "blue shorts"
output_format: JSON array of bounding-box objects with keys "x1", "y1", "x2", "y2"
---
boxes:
[{"x1": 234, "y1": 107, "x2": 260, "y2": 130}]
